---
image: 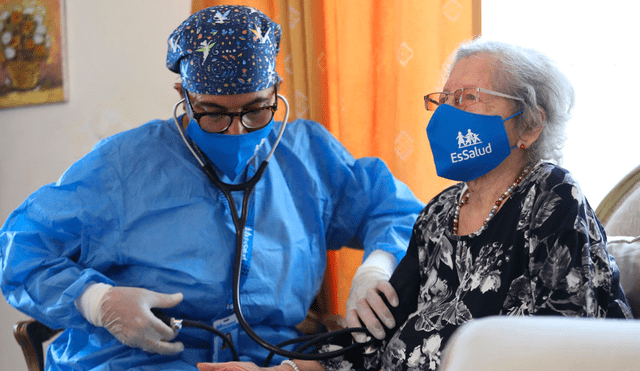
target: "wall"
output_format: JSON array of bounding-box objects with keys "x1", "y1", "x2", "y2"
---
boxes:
[{"x1": 0, "y1": 1, "x2": 190, "y2": 370}]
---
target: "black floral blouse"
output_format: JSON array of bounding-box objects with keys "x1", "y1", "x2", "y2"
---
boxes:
[{"x1": 321, "y1": 162, "x2": 632, "y2": 371}]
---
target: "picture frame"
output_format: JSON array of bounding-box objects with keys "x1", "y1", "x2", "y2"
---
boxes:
[{"x1": 0, "y1": 0, "x2": 68, "y2": 109}]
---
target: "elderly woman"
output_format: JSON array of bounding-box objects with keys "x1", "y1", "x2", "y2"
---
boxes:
[{"x1": 197, "y1": 38, "x2": 632, "y2": 371}]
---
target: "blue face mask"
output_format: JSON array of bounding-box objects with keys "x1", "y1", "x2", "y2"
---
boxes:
[
  {"x1": 186, "y1": 119, "x2": 274, "y2": 180},
  {"x1": 426, "y1": 104, "x2": 522, "y2": 182}
]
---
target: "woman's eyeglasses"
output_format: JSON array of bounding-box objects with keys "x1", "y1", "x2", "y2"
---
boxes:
[{"x1": 424, "y1": 87, "x2": 523, "y2": 111}]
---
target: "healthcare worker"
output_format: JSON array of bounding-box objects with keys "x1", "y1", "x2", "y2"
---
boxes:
[{"x1": 0, "y1": 5, "x2": 424, "y2": 371}]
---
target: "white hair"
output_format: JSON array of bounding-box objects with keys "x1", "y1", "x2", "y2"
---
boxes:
[{"x1": 451, "y1": 38, "x2": 575, "y2": 164}]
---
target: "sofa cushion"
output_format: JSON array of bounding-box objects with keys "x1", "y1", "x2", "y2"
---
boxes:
[{"x1": 607, "y1": 235, "x2": 640, "y2": 317}]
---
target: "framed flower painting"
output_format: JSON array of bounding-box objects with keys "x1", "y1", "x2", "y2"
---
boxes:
[{"x1": 0, "y1": 0, "x2": 67, "y2": 109}]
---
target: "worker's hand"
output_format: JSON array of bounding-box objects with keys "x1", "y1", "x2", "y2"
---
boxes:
[
  {"x1": 197, "y1": 361, "x2": 264, "y2": 371},
  {"x1": 345, "y1": 267, "x2": 398, "y2": 342},
  {"x1": 77, "y1": 284, "x2": 184, "y2": 355}
]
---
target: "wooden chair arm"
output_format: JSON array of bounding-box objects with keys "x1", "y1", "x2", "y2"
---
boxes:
[{"x1": 13, "y1": 319, "x2": 62, "y2": 371}]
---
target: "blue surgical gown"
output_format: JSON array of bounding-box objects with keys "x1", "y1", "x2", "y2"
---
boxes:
[{"x1": 0, "y1": 118, "x2": 424, "y2": 371}]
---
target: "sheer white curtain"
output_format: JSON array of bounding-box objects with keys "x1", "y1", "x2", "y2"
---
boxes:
[{"x1": 482, "y1": 0, "x2": 640, "y2": 208}]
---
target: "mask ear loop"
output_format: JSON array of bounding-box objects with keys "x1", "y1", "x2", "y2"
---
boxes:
[{"x1": 504, "y1": 110, "x2": 523, "y2": 122}]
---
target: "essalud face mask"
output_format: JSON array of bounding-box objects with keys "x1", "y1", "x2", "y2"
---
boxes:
[
  {"x1": 186, "y1": 118, "x2": 274, "y2": 180},
  {"x1": 426, "y1": 104, "x2": 522, "y2": 182}
]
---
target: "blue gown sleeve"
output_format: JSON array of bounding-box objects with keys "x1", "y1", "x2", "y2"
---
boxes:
[
  {"x1": 0, "y1": 141, "x2": 120, "y2": 331},
  {"x1": 299, "y1": 121, "x2": 425, "y2": 263}
]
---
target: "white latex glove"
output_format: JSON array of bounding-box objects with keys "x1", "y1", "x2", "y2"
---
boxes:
[
  {"x1": 76, "y1": 283, "x2": 184, "y2": 355},
  {"x1": 345, "y1": 251, "x2": 399, "y2": 342}
]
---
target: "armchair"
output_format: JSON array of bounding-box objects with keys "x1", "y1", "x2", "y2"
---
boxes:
[{"x1": 596, "y1": 163, "x2": 640, "y2": 317}]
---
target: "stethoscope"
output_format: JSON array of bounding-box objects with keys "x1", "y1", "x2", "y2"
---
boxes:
[{"x1": 167, "y1": 93, "x2": 374, "y2": 365}]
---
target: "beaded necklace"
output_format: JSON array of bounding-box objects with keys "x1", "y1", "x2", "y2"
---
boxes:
[{"x1": 452, "y1": 163, "x2": 533, "y2": 236}]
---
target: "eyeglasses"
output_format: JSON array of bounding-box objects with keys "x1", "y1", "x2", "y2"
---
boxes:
[
  {"x1": 184, "y1": 87, "x2": 278, "y2": 133},
  {"x1": 424, "y1": 87, "x2": 524, "y2": 111}
]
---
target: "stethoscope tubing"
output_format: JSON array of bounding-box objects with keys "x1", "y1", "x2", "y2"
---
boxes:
[{"x1": 171, "y1": 95, "x2": 374, "y2": 364}]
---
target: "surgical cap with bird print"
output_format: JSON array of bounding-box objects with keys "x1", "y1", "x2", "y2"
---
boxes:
[{"x1": 167, "y1": 5, "x2": 281, "y2": 95}]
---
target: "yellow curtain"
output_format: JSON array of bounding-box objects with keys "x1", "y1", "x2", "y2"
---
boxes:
[{"x1": 192, "y1": 0, "x2": 480, "y2": 316}]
